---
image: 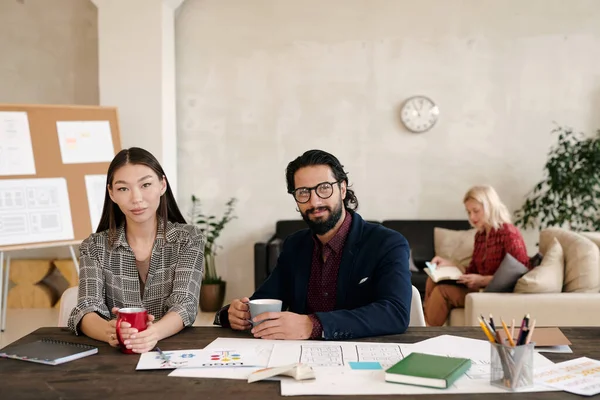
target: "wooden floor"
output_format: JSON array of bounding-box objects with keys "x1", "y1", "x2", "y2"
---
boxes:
[{"x1": 0, "y1": 308, "x2": 216, "y2": 348}]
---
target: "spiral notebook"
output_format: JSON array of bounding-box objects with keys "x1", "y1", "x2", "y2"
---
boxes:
[{"x1": 0, "y1": 338, "x2": 98, "y2": 365}]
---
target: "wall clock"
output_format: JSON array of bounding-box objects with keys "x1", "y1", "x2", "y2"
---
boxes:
[{"x1": 400, "y1": 96, "x2": 439, "y2": 133}]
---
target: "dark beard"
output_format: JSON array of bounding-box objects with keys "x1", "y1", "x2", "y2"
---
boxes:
[{"x1": 301, "y1": 200, "x2": 344, "y2": 235}]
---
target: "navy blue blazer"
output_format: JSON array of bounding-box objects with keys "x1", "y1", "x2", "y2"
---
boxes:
[{"x1": 251, "y1": 211, "x2": 412, "y2": 340}]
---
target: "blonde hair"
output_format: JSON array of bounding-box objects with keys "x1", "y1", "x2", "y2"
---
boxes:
[{"x1": 463, "y1": 185, "x2": 512, "y2": 230}]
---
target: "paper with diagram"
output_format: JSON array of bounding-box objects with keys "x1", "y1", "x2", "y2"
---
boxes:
[
  {"x1": 0, "y1": 111, "x2": 36, "y2": 176},
  {"x1": 169, "y1": 337, "x2": 274, "y2": 380},
  {"x1": 0, "y1": 178, "x2": 74, "y2": 246},
  {"x1": 278, "y1": 335, "x2": 559, "y2": 396},
  {"x1": 137, "y1": 348, "x2": 259, "y2": 370},
  {"x1": 56, "y1": 121, "x2": 114, "y2": 164},
  {"x1": 84, "y1": 175, "x2": 106, "y2": 231}
]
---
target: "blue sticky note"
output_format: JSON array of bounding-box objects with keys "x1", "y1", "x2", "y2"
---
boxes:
[{"x1": 349, "y1": 361, "x2": 382, "y2": 370}]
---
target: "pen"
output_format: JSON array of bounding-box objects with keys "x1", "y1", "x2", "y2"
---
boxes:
[
  {"x1": 488, "y1": 314, "x2": 496, "y2": 331},
  {"x1": 155, "y1": 347, "x2": 170, "y2": 362},
  {"x1": 525, "y1": 319, "x2": 536, "y2": 345}
]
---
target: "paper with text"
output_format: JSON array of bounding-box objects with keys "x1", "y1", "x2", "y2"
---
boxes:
[
  {"x1": 0, "y1": 111, "x2": 36, "y2": 176},
  {"x1": 534, "y1": 357, "x2": 600, "y2": 396},
  {"x1": 56, "y1": 121, "x2": 114, "y2": 164},
  {"x1": 84, "y1": 175, "x2": 106, "y2": 232},
  {"x1": 169, "y1": 337, "x2": 274, "y2": 380},
  {"x1": 0, "y1": 178, "x2": 74, "y2": 246},
  {"x1": 137, "y1": 348, "x2": 258, "y2": 370}
]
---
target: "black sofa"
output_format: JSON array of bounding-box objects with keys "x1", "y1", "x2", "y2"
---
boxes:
[
  {"x1": 381, "y1": 220, "x2": 472, "y2": 299},
  {"x1": 253, "y1": 219, "x2": 472, "y2": 299}
]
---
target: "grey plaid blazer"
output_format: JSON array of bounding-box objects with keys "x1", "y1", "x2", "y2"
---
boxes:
[{"x1": 68, "y1": 221, "x2": 205, "y2": 334}]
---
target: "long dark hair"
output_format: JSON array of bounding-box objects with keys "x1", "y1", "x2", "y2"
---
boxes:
[
  {"x1": 285, "y1": 149, "x2": 359, "y2": 210},
  {"x1": 96, "y1": 147, "x2": 186, "y2": 242}
]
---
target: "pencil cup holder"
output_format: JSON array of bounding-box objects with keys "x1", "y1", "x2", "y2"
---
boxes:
[{"x1": 490, "y1": 342, "x2": 534, "y2": 390}]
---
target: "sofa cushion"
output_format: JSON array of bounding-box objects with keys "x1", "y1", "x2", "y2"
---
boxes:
[
  {"x1": 434, "y1": 227, "x2": 477, "y2": 272},
  {"x1": 539, "y1": 228, "x2": 600, "y2": 293},
  {"x1": 484, "y1": 253, "x2": 529, "y2": 293},
  {"x1": 580, "y1": 232, "x2": 600, "y2": 250},
  {"x1": 514, "y1": 237, "x2": 564, "y2": 293}
]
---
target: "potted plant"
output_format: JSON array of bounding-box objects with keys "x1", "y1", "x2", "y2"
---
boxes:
[
  {"x1": 190, "y1": 195, "x2": 237, "y2": 312},
  {"x1": 514, "y1": 125, "x2": 600, "y2": 231}
]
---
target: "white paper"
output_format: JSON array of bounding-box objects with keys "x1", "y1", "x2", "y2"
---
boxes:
[
  {"x1": 56, "y1": 121, "x2": 114, "y2": 164},
  {"x1": 269, "y1": 341, "x2": 409, "y2": 369},
  {"x1": 169, "y1": 337, "x2": 274, "y2": 380},
  {"x1": 536, "y1": 345, "x2": 573, "y2": 354},
  {"x1": 0, "y1": 111, "x2": 36, "y2": 175},
  {"x1": 280, "y1": 335, "x2": 559, "y2": 396},
  {"x1": 84, "y1": 175, "x2": 106, "y2": 231},
  {"x1": 137, "y1": 348, "x2": 259, "y2": 370},
  {"x1": 0, "y1": 178, "x2": 74, "y2": 246},
  {"x1": 535, "y1": 357, "x2": 600, "y2": 396}
]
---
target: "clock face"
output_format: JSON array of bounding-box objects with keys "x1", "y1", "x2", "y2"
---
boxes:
[{"x1": 400, "y1": 96, "x2": 439, "y2": 133}]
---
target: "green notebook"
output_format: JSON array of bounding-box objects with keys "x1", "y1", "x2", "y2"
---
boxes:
[{"x1": 385, "y1": 352, "x2": 471, "y2": 389}]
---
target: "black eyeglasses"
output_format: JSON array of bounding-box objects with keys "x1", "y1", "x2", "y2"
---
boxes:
[{"x1": 290, "y1": 180, "x2": 341, "y2": 204}]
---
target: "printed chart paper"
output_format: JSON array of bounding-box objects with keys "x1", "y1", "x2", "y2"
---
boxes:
[
  {"x1": 56, "y1": 121, "x2": 114, "y2": 164},
  {"x1": 535, "y1": 357, "x2": 600, "y2": 396},
  {"x1": 84, "y1": 175, "x2": 106, "y2": 231},
  {"x1": 0, "y1": 178, "x2": 74, "y2": 246},
  {"x1": 169, "y1": 337, "x2": 274, "y2": 380},
  {"x1": 0, "y1": 111, "x2": 36, "y2": 176},
  {"x1": 137, "y1": 348, "x2": 259, "y2": 370}
]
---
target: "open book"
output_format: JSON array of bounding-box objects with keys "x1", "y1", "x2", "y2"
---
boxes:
[{"x1": 424, "y1": 262, "x2": 463, "y2": 283}]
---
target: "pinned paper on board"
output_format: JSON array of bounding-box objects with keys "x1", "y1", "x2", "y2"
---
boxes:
[
  {"x1": 56, "y1": 121, "x2": 115, "y2": 164},
  {"x1": 84, "y1": 174, "x2": 106, "y2": 231},
  {"x1": 0, "y1": 178, "x2": 74, "y2": 246},
  {"x1": 0, "y1": 111, "x2": 36, "y2": 176}
]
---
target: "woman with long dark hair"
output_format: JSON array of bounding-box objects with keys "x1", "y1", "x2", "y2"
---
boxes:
[{"x1": 68, "y1": 148, "x2": 204, "y2": 353}]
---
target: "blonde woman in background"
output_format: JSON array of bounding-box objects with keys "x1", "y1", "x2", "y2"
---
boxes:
[{"x1": 424, "y1": 185, "x2": 530, "y2": 326}]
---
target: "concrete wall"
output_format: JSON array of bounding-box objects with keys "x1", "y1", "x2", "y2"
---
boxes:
[
  {"x1": 0, "y1": 0, "x2": 98, "y2": 105},
  {"x1": 176, "y1": 0, "x2": 600, "y2": 301}
]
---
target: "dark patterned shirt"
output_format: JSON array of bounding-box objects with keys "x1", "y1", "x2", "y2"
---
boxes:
[
  {"x1": 466, "y1": 223, "x2": 529, "y2": 276},
  {"x1": 68, "y1": 221, "x2": 205, "y2": 334},
  {"x1": 306, "y1": 211, "x2": 352, "y2": 339}
]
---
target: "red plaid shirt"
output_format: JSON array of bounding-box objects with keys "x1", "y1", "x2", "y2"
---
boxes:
[
  {"x1": 306, "y1": 211, "x2": 352, "y2": 339},
  {"x1": 465, "y1": 223, "x2": 530, "y2": 275}
]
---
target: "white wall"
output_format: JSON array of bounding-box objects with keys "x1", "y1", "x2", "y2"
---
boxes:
[
  {"x1": 0, "y1": 0, "x2": 98, "y2": 105},
  {"x1": 176, "y1": 0, "x2": 600, "y2": 302}
]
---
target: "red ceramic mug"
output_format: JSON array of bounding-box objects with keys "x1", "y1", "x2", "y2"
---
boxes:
[{"x1": 116, "y1": 307, "x2": 148, "y2": 354}]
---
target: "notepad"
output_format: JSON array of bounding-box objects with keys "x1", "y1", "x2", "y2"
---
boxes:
[
  {"x1": 385, "y1": 352, "x2": 471, "y2": 389},
  {"x1": 0, "y1": 338, "x2": 97, "y2": 365}
]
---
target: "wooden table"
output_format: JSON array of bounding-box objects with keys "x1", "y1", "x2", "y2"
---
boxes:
[{"x1": 1, "y1": 326, "x2": 599, "y2": 399}]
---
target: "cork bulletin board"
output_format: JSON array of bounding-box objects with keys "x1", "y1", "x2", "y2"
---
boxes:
[{"x1": 0, "y1": 104, "x2": 122, "y2": 249}]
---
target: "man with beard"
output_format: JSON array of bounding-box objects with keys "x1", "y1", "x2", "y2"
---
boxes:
[{"x1": 214, "y1": 150, "x2": 412, "y2": 340}]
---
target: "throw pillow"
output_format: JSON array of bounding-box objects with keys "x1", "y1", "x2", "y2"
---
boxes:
[
  {"x1": 514, "y1": 237, "x2": 564, "y2": 293},
  {"x1": 484, "y1": 253, "x2": 529, "y2": 293},
  {"x1": 539, "y1": 228, "x2": 599, "y2": 292},
  {"x1": 433, "y1": 227, "x2": 477, "y2": 272}
]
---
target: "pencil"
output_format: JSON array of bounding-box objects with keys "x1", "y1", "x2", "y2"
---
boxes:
[
  {"x1": 525, "y1": 319, "x2": 536, "y2": 344},
  {"x1": 478, "y1": 318, "x2": 496, "y2": 343},
  {"x1": 501, "y1": 318, "x2": 515, "y2": 347},
  {"x1": 510, "y1": 318, "x2": 515, "y2": 340}
]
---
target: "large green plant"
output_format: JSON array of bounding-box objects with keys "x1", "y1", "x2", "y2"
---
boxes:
[
  {"x1": 514, "y1": 125, "x2": 600, "y2": 231},
  {"x1": 190, "y1": 196, "x2": 237, "y2": 283}
]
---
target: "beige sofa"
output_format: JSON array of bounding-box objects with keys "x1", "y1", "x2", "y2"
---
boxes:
[{"x1": 447, "y1": 228, "x2": 600, "y2": 327}]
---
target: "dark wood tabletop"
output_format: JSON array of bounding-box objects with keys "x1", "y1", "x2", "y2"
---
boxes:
[{"x1": 1, "y1": 326, "x2": 599, "y2": 399}]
